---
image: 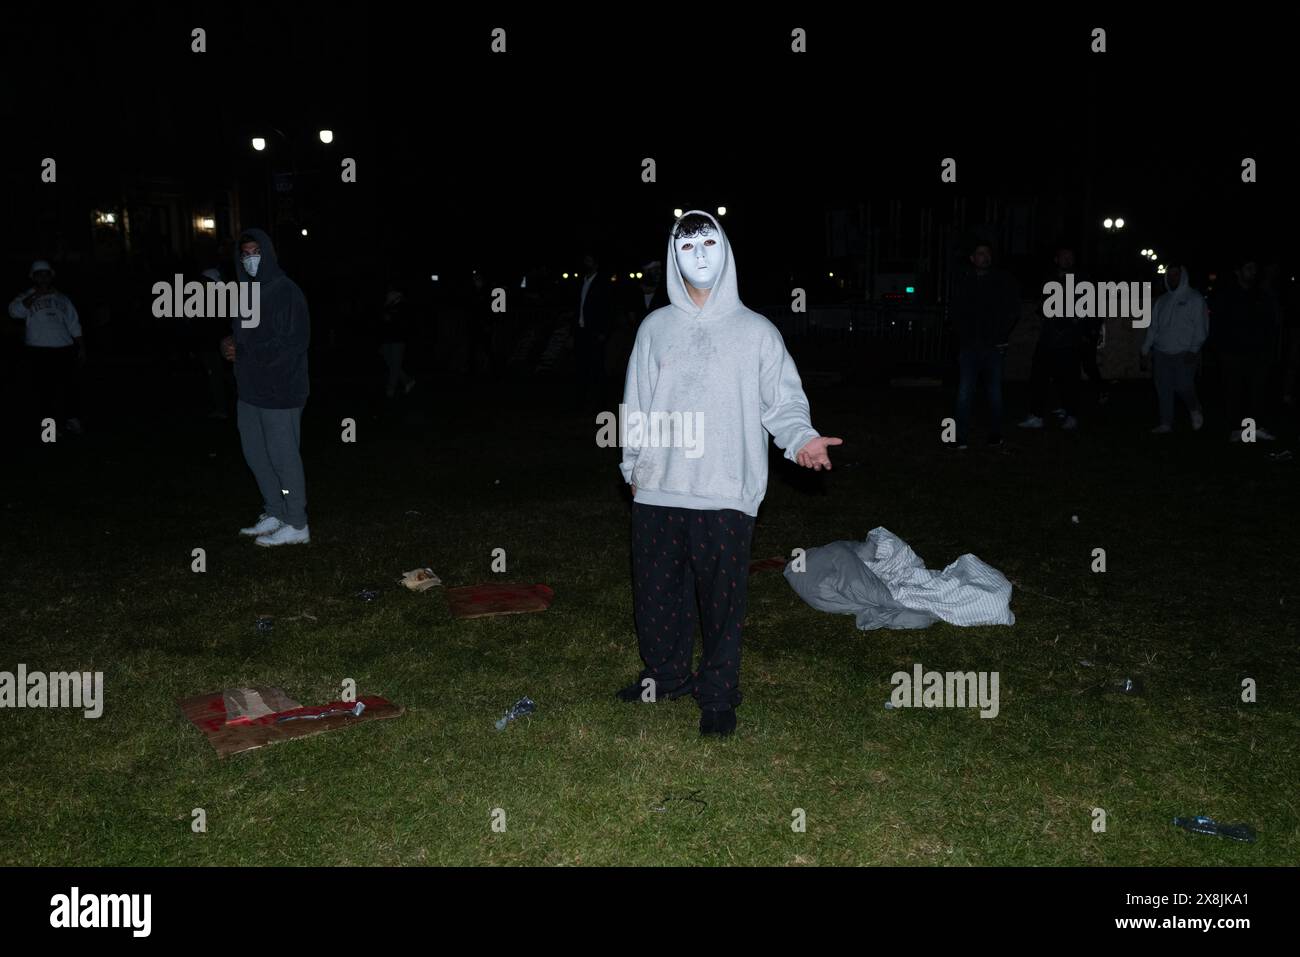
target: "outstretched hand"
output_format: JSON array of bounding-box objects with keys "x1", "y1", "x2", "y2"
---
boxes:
[{"x1": 796, "y1": 436, "x2": 843, "y2": 471}]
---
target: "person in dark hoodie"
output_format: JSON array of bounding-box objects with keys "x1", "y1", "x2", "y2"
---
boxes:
[
  {"x1": 1018, "y1": 245, "x2": 1082, "y2": 432},
  {"x1": 220, "y1": 228, "x2": 312, "y2": 546},
  {"x1": 950, "y1": 241, "x2": 1021, "y2": 448},
  {"x1": 1210, "y1": 256, "x2": 1280, "y2": 442},
  {"x1": 617, "y1": 210, "x2": 842, "y2": 737},
  {"x1": 379, "y1": 287, "x2": 416, "y2": 399},
  {"x1": 573, "y1": 251, "x2": 615, "y2": 410}
]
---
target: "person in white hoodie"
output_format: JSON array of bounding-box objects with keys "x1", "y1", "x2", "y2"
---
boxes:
[
  {"x1": 1141, "y1": 264, "x2": 1208, "y2": 433},
  {"x1": 617, "y1": 210, "x2": 842, "y2": 737}
]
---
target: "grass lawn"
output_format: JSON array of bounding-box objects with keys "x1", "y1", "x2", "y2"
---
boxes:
[{"x1": 1, "y1": 375, "x2": 1296, "y2": 865}]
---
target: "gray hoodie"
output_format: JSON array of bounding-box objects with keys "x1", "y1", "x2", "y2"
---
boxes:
[
  {"x1": 1143, "y1": 266, "x2": 1208, "y2": 356},
  {"x1": 620, "y1": 210, "x2": 820, "y2": 517}
]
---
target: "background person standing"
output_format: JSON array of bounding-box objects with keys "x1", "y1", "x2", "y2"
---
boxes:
[
  {"x1": 8, "y1": 260, "x2": 85, "y2": 437},
  {"x1": 221, "y1": 228, "x2": 312, "y2": 547}
]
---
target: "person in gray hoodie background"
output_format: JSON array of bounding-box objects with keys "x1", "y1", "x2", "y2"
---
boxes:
[
  {"x1": 1141, "y1": 263, "x2": 1208, "y2": 433},
  {"x1": 617, "y1": 210, "x2": 842, "y2": 737},
  {"x1": 220, "y1": 228, "x2": 312, "y2": 546}
]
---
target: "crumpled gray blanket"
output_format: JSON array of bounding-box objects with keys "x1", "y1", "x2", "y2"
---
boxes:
[{"x1": 782, "y1": 527, "x2": 1016, "y2": 630}]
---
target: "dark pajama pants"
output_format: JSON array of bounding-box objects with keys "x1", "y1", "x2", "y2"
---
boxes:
[
  {"x1": 25, "y1": 344, "x2": 80, "y2": 429},
  {"x1": 631, "y1": 502, "x2": 754, "y2": 712},
  {"x1": 1029, "y1": 342, "x2": 1080, "y2": 418}
]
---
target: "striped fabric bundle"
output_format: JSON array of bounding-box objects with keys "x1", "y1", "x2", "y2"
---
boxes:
[
  {"x1": 859, "y1": 527, "x2": 1016, "y2": 628},
  {"x1": 783, "y1": 527, "x2": 1015, "y2": 630}
]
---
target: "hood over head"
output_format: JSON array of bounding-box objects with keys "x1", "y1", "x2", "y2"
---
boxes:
[
  {"x1": 235, "y1": 227, "x2": 284, "y2": 283},
  {"x1": 1164, "y1": 265, "x2": 1189, "y2": 294},
  {"x1": 666, "y1": 209, "x2": 741, "y2": 318}
]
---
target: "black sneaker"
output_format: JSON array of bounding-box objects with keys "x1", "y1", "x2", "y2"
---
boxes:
[
  {"x1": 615, "y1": 675, "x2": 694, "y2": 702},
  {"x1": 615, "y1": 681, "x2": 645, "y2": 702},
  {"x1": 700, "y1": 707, "x2": 737, "y2": 737}
]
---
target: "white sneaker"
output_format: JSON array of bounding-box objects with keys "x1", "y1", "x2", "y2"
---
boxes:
[
  {"x1": 1190, "y1": 410, "x2": 1204, "y2": 431},
  {"x1": 1018, "y1": 415, "x2": 1044, "y2": 429},
  {"x1": 1257, "y1": 429, "x2": 1277, "y2": 442},
  {"x1": 240, "y1": 514, "x2": 283, "y2": 537},
  {"x1": 256, "y1": 523, "x2": 310, "y2": 547},
  {"x1": 1151, "y1": 424, "x2": 1173, "y2": 434},
  {"x1": 1062, "y1": 416, "x2": 1078, "y2": 431}
]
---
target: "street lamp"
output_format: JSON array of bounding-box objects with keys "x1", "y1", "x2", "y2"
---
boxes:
[
  {"x1": 717, "y1": 206, "x2": 727, "y2": 216},
  {"x1": 319, "y1": 129, "x2": 334, "y2": 144},
  {"x1": 673, "y1": 208, "x2": 683, "y2": 218},
  {"x1": 252, "y1": 137, "x2": 267, "y2": 151},
  {"x1": 1103, "y1": 218, "x2": 1113, "y2": 229}
]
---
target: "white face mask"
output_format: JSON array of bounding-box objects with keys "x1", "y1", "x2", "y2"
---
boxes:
[
  {"x1": 675, "y1": 227, "x2": 724, "y2": 290},
  {"x1": 242, "y1": 254, "x2": 262, "y2": 277}
]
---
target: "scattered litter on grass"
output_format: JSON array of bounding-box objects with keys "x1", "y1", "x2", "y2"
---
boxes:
[
  {"x1": 651, "y1": 790, "x2": 707, "y2": 814},
  {"x1": 277, "y1": 701, "x2": 366, "y2": 723},
  {"x1": 356, "y1": 589, "x2": 380, "y2": 602},
  {"x1": 223, "y1": 687, "x2": 300, "y2": 724},
  {"x1": 178, "y1": 690, "x2": 404, "y2": 757},
  {"x1": 255, "y1": 616, "x2": 274, "y2": 633},
  {"x1": 447, "y1": 583, "x2": 553, "y2": 618},
  {"x1": 399, "y1": 568, "x2": 442, "y2": 592},
  {"x1": 1173, "y1": 815, "x2": 1256, "y2": 843},
  {"x1": 495, "y1": 696, "x2": 535, "y2": 731}
]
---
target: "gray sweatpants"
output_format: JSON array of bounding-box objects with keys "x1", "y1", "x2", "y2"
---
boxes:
[
  {"x1": 1152, "y1": 350, "x2": 1201, "y2": 428},
  {"x1": 237, "y1": 400, "x2": 308, "y2": 528}
]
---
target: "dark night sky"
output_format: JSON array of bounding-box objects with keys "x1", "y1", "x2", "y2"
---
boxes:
[{"x1": 5, "y1": 7, "x2": 1294, "y2": 283}]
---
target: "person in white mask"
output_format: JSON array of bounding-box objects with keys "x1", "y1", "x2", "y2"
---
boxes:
[{"x1": 617, "y1": 210, "x2": 842, "y2": 737}]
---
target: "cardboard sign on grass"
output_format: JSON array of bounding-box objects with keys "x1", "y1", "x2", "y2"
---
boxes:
[
  {"x1": 445, "y1": 583, "x2": 555, "y2": 619},
  {"x1": 179, "y1": 691, "x2": 404, "y2": 758}
]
